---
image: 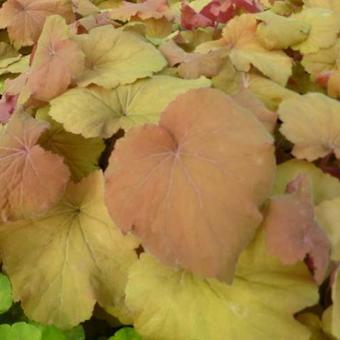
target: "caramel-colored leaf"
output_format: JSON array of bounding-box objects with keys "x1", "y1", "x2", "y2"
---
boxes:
[{"x1": 105, "y1": 88, "x2": 275, "y2": 282}]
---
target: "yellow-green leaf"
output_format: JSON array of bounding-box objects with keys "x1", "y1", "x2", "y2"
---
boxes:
[
  {"x1": 74, "y1": 25, "x2": 167, "y2": 89},
  {"x1": 37, "y1": 108, "x2": 105, "y2": 181},
  {"x1": 125, "y1": 231, "x2": 317, "y2": 340},
  {"x1": 49, "y1": 76, "x2": 210, "y2": 138},
  {"x1": 0, "y1": 171, "x2": 138, "y2": 329}
]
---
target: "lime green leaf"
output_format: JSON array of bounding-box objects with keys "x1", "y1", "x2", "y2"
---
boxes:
[
  {"x1": 37, "y1": 108, "x2": 105, "y2": 181},
  {"x1": 291, "y1": 8, "x2": 339, "y2": 54},
  {"x1": 0, "y1": 274, "x2": 12, "y2": 314},
  {"x1": 125, "y1": 231, "x2": 317, "y2": 340},
  {"x1": 273, "y1": 159, "x2": 340, "y2": 204},
  {"x1": 256, "y1": 11, "x2": 310, "y2": 50},
  {"x1": 74, "y1": 25, "x2": 166, "y2": 89},
  {"x1": 279, "y1": 93, "x2": 340, "y2": 161},
  {"x1": 31, "y1": 322, "x2": 85, "y2": 340},
  {"x1": 222, "y1": 14, "x2": 293, "y2": 86},
  {"x1": 0, "y1": 171, "x2": 138, "y2": 328},
  {"x1": 109, "y1": 327, "x2": 141, "y2": 340},
  {"x1": 0, "y1": 322, "x2": 41, "y2": 340},
  {"x1": 49, "y1": 76, "x2": 210, "y2": 138}
]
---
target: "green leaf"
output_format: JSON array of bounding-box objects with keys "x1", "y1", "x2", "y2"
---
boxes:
[
  {"x1": 109, "y1": 327, "x2": 141, "y2": 340},
  {"x1": 0, "y1": 322, "x2": 41, "y2": 340},
  {"x1": 0, "y1": 273, "x2": 12, "y2": 314}
]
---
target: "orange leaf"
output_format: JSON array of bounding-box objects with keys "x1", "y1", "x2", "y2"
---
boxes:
[
  {"x1": 0, "y1": 113, "x2": 70, "y2": 221},
  {"x1": 27, "y1": 15, "x2": 85, "y2": 101},
  {"x1": 105, "y1": 88, "x2": 275, "y2": 282},
  {"x1": 263, "y1": 175, "x2": 330, "y2": 284},
  {"x1": 0, "y1": 0, "x2": 74, "y2": 47}
]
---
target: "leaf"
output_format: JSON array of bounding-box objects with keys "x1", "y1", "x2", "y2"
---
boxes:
[
  {"x1": 110, "y1": 0, "x2": 173, "y2": 21},
  {"x1": 273, "y1": 159, "x2": 340, "y2": 204},
  {"x1": 27, "y1": 15, "x2": 85, "y2": 102},
  {"x1": 255, "y1": 11, "x2": 310, "y2": 50},
  {"x1": 0, "y1": 273, "x2": 12, "y2": 314},
  {"x1": 302, "y1": 39, "x2": 340, "y2": 78},
  {"x1": 231, "y1": 88, "x2": 277, "y2": 133},
  {"x1": 0, "y1": 322, "x2": 41, "y2": 340},
  {"x1": 0, "y1": 0, "x2": 74, "y2": 48},
  {"x1": 263, "y1": 175, "x2": 330, "y2": 284},
  {"x1": 331, "y1": 268, "x2": 340, "y2": 339},
  {"x1": 0, "y1": 113, "x2": 70, "y2": 221},
  {"x1": 291, "y1": 8, "x2": 339, "y2": 54},
  {"x1": 316, "y1": 197, "x2": 340, "y2": 261},
  {"x1": 49, "y1": 75, "x2": 211, "y2": 138},
  {"x1": 278, "y1": 93, "x2": 340, "y2": 161},
  {"x1": 109, "y1": 327, "x2": 141, "y2": 340},
  {"x1": 0, "y1": 42, "x2": 21, "y2": 69},
  {"x1": 0, "y1": 171, "x2": 138, "y2": 329},
  {"x1": 180, "y1": 2, "x2": 214, "y2": 30},
  {"x1": 159, "y1": 39, "x2": 227, "y2": 79},
  {"x1": 247, "y1": 74, "x2": 298, "y2": 111},
  {"x1": 74, "y1": 25, "x2": 167, "y2": 89},
  {"x1": 125, "y1": 231, "x2": 318, "y2": 340},
  {"x1": 37, "y1": 107, "x2": 105, "y2": 181},
  {"x1": 222, "y1": 14, "x2": 292, "y2": 85},
  {"x1": 105, "y1": 88, "x2": 275, "y2": 281}
]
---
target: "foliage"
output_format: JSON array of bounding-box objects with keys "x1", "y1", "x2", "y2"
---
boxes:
[{"x1": 0, "y1": 0, "x2": 339, "y2": 338}]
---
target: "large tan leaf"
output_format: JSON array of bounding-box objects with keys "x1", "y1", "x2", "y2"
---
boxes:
[
  {"x1": 105, "y1": 88, "x2": 275, "y2": 282},
  {"x1": 0, "y1": 113, "x2": 70, "y2": 221},
  {"x1": 0, "y1": 0, "x2": 74, "y2": 47},
  {"x1": 0, "y1": 171, "x2": 138, "y2": 329}
]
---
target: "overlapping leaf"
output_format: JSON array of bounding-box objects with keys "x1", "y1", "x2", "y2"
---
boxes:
[
  {"x1": 74, "y1": 25, "x2": 167, "y2": 88},
  {"x1": 0, "y1": 113, "x2": 70, "y2": 221},
  {"x1": 0, "y1": 0, "x2": 74, "y2": 47},
  {"x1": 125, "y1": 230, "x2": 318, "y2": 340},
  {"x1": 222, "y1": 14, "x2": 292, "y2": 85},
  {"x1": 105, "y1": 88, "x2": 275, "y2": 281},
  {"x1": 0, "y1": 171, "x2": 138, "y2": 328},
  {"x1": 27, "y1": 15, "x2": 85, "y2": 102},
  {"x1": 263, "y1": 175, "x2": 330, "y2": 284},
  {"x1": 37, "y1": 108, "x2": 105, "y2": 181},
  {"x1": 49, "y1": 75, "x2": 210, "y2": 138},
  {"x1": 279, "y1": 93, "x2": 340, "y2": 161}
]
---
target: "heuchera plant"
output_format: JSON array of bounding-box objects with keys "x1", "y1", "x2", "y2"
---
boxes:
[{"x1": 0, "y1": 0, "x2": 339, "y2": 338}]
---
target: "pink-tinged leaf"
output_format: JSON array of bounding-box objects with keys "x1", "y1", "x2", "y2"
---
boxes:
[
  {"x1": 200, "y1": 0, "x2": 234, "y2": 24},
  {"x1": 233, "y1": 0, "x2": 262, "y2": 13},
  {"x1": 0, "y1": 94, "x2": 17, "y2": 124},
  {"x1": 0, "y1": 0, "x2": 74, "y2": 47},
  {"x1": 110, "y1": 0, "x2": 173, "y2": 21},
  {"x1": 105, "y1": 88, "x2": 275, "y2": 282},
  {"x1": 180, "y1": 2, "x2": 213, "y2": 30},
  {"x1": 263, "y1": 175, "x2": 330, "y2": 284},
  {"x1": 0, "y1": 113, "x2": 70, "y2": 221},
  {"x1": 27, "y1": 15, "x2": 85, "y2": 102},
  {"x1": 232, "y1": 88, "x2": 277, "y2": 133}
]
